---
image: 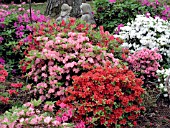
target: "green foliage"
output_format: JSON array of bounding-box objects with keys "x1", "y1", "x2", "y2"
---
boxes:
[{"x1": 93, "y1": 0, "x2": 165, "y2": 33}]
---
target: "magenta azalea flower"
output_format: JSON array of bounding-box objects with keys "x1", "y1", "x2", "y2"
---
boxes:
[{"x1": 109, "y1": 0, "x2": 116, "y2": 3}]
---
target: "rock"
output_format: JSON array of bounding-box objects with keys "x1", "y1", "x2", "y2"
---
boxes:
[
  {"x1": 80, "y1": 3, "x2": 96, "y2": 24},
  {"x1": 56, "y1": 4, "x2": 72, "y2": 23}
]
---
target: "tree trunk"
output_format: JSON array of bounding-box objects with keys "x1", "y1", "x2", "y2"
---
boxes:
[{"x1": 45, "y1": 0, "x2": 86, "y2": 18}]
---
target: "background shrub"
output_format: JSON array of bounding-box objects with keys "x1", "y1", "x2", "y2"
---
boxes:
[
  {"x1": 115, "y1": 14, "x2": 170, "y2": 68},
  {"x1": 94, "y1": 0, "x2": 169, "y2": 33},
  {"x1": 0, "y1": 6, "x2": 48, "y2": 77}
]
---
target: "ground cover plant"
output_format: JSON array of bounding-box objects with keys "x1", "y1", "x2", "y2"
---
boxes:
[{"x1": 1, "y1": 0, "x2": 170, "y2": 127}]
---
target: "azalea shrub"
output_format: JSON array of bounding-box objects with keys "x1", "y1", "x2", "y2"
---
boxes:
[
  {"x1": 56, "y1": 63, "x2": 145, "y2": 127},
  {"x1": 116, "y1": 14, "x2": 170, "y2": 67},
  {"x1": 0, "y1": 5, "x2": 48, "y2": 77},
  {"x1": 19, "y1": 18, "x2": 125, "y2": 101},
  {"x1": 94, "y1": 0, "x2": 169, "y2": 33},
  {"x1": 126, "y1": 48, "x2": 162, "y2": 85},
  {"x1": 0, "y1": 99, "x2": 75, "y2": 127},
  {"x1": 22, "y1": 31, "x2": 119, "y2": 102}
]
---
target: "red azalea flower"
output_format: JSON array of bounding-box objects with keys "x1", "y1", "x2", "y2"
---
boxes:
[
  {"x1": 133, "y1": 121, "x2": 137, "y2": 126},
  {"x1": 69, "y1": 17, "x2": 76, "y2": 25},
  {"x1": 0, "y1": 64, "x2": 4, "y2": 69},
  {"x1": 11, "y1": 83, "x2": 23, "y2": 88},
  {"x1": 61, "y1": 20, "x2": 66, "y2": 26},
  {"x1": 121, "y1": 53, "x2": 127, "y2": 60},
  {"x1": 0, "y1": 96, "x2": 9, "y2": 104},
  {"x1": 76, "y1": 24, "x2": 84, "y2": 31},
  {"x1": 121, "y1": 97, "x2": 129, "y2": 106},
  {"x1": 21, "y1": 66, "x2": 26, "y2": 72},
  {"x1": 7, "y1": 89, "x2": 18, "y2": 95},
  {"x1": 119, "y1": 119, "x2": 127, "y2": 125},
  {"x1": 0, "y1": 76, "x2": 6, "y2": 82},
  {"x1": 116, "y1": 37, "x2": 123, "y2": 44},
  {"x1": 0, "y1": 70, "x2": 8, "y2": 77}
]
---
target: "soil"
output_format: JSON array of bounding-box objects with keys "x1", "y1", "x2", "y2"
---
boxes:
[{"x1": 135, "y1": 97, "x2": 170, "y2": 128}]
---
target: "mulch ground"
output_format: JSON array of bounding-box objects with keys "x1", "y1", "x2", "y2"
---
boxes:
[{"x1": 135, "y1": 97, "x2": 170, "y2": 128}]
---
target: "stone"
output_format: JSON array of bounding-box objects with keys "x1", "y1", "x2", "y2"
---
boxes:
[
  {"x1": 80, "y1": 3, "x2": 96, "y2": 24},
  {"x1": 56, "y1": 4, "x2": 72, "y2": 23}
]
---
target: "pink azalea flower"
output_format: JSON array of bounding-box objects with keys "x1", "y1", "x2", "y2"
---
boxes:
[
  {"x1": 59, "y1": 103, "x2": 66, "y2": 108},
  {"x1": 30, "y1": 118, "x2": 38, "y2": 124},
  {"x1": 66, "y1": 75, "x2": 70, "y2": 80},
  {"x1": 145, "y1": 12, "x2": 150, "y2": 18},
  {"x1": 67, "y1": 109, "x2": 73, "y2": 118},
  {"x1": 56, "y1": 116, "x2": 62, "y2": 123},
  {"x1": 52, "y1": 120, "x2": 60, "y2": 126},
  {"x1": 40, "y1": 96, "x2": 46, "y2": 101},
  {"x1": 48, "y1": 88, "x2": 55, "y2": 93},
  {"x1": 19, "y1": 118, "x2": 24, "y2": 123},
  {"x1": 44, "y1": 117, "x2": 52, "y2": 124},
  {"x1": 48, "y1": 105, "x2": 54, "y2": 112},
  {"x1": 109, "y1": 0, "x2": 116, "y2": 3},
  {"x1": 26, "y1": 84, "x2": 31, "y2": 90},
  {"x1": 43, "y1": 104, "x2": 48, "y2": 111},
  {"x1": 62, "y1": 116, "x2": 68, "y2": 122}
]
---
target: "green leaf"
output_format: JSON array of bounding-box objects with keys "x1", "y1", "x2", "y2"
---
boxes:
[{"x1": 31, "y1": 99, "x2": 42, "y2": 107}]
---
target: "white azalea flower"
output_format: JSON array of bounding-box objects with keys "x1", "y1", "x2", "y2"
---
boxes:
[
  {"x1": 163, "y1": 94, "x2": 168, "y2": 97},
  {"x1": 159, "y1": 84, "x2": 164, "y2": 89},
  {"x1": 115, "y1": 14, "x2": 170, "y2": 65}
]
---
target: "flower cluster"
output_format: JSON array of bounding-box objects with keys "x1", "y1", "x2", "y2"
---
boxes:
[
  {"x1": 157, "y1": 68, "x2": 170, "y2": 97},
  {"x1": 109, "y1": 0, "x2": 116, "y2": 3},
  {"x1": 115, "y1": 14, "x2": 170, "y2": 66},
  {"x1": 56, "y1": 103, "x2": 73, "y2": 124},
  {"x1": 0, "y1": 96, "x2": 9, "y2": 104},
  {"x1": 0, "y1": 57, "x2": 5, "y2": 65},
  {"x1": 10, "y1": 83, "x2": 23, "y2": 88},
  {"x1": 58, "y1": 63, "x2": 145, "y2": 127},
  {"x1": 0, "y1": 99, "x2": 74, "y2": 127},
  {"x1": 139, "y1": 0, "x2": 170, "y2": 20},
  {"x1": 126, "y1": 48, "x2": 162, "y2": 81},
  {"x1": 0, "y1": 64, "x2": 8, "y2": 83}
]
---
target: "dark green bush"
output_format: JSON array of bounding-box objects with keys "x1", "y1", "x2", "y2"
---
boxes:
[{"x1": 93, "y1": 0, "x2": 165, "y2": 33}]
